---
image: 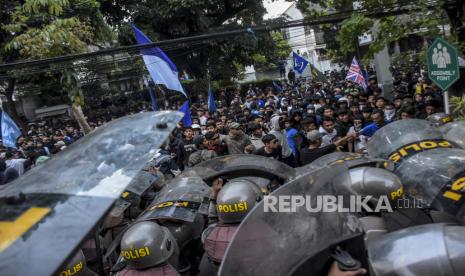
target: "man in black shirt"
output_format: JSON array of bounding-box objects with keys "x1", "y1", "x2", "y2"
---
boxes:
[
  {"x1": 175, "y1": 127, "x2": 196, "y2": 170},
  {"x1": 253, "y1": 134, "x2": 282, "y2": 161},
  {"x1": 300, "y1": 130, "x2": 354, "y2": 165}
]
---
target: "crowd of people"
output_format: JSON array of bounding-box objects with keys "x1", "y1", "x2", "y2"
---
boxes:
[
  {"x1": 0, "y1": 122, "x2": 89, "y2": 184},
  {"x1": 166, "y1": 68, "x2": 446, "y2": 171},
  {"x1": 0, "y1": 67, "x2": 445, "y2": 184}
]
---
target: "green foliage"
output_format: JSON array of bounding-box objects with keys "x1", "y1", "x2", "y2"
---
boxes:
[
  {"x1": 253, "y1": 31, "x2": 292, "y2": 71},
  {"x1": 60, "y1": 69, "x2": 85, "y2": 106},
  {"x1": 295, "y1": 0, "x2": 461, "y2": 60},
  {"x1": 450, "y1": 96, "x2": 465, "y2": 120},
  {"x1": 336, "y1": 14, "x2": 373, "y2": 57},
  {"x1": 391, "y1": 50, "x2": 424, "y2": 71},
  {"x1": 0, "y1": 0, "x2": 115, "y2": 123},
  {"x1": 2, "y1": 0, "x2": 113, "y2": 59},
  {"x1": 113, "y1": 0, "x2": 288, "y2": 81}
]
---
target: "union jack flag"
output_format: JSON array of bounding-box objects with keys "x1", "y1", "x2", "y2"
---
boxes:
[{"x1": 346, "y1": 57, "x2": 367, "y2": 90}]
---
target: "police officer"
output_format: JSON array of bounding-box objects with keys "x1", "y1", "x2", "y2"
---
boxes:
[
  {"x1": 59, "y1": 249, "x2": 98, "y2": 276},
  {"x1": 115, "y1": 221, "x2": 182, "y2": 276},
  {"x1": 199, "y1": 178, "x2": 262, "y2": 275}
]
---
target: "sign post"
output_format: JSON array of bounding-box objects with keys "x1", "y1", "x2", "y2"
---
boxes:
[{"x1": 426, "y1": 38, "x2": 460, "y2": 114}]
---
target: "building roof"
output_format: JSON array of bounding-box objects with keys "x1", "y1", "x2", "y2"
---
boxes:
[{"x1": 264, "y1": 0, "x2": 294, "y2": 20}]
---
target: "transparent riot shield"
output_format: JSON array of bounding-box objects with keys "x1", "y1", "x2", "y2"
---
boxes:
[
  {"x1": 137, "y1": 176, "x2": 211, "y2": 223},
  {"x1": 438, "y1": 121, "x2": 461, "y2": 135},
  {"x1": 366, "y1": 119, "x2": 465, "y2": 221},
  {"x1": 124, "y1": 158, "x2": 160, "y2": 197},
  {"x1": 444, "y1": 121, "x2": 465, "y2": 149},
  {"x1": 310, "y1": 152, "x2": 394, "y2": 171},
  {"x1": 368, "y1": 223, "x2": 465, "y2": 276},
  {"x1": 219, "y1": 165, "x2": 365, "y2": 276},
  {"x1": 366, "y1": 119, "x2": 444, "y2": 159},
  {"x1": 1, "y1": 111, "x2": 182, "y2": 198},
  {"x1": 183, "y1": 154, "x2": 296, "y2": 184},
  {"x1": 0, "y1": 111, "x2": 182, "y2": 276}
]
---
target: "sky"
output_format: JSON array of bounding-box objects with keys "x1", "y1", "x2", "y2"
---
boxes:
[{"x1": 263, "y1": 0, "x2": 294, "y2": 20}]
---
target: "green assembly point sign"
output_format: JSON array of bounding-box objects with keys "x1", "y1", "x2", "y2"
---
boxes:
[{"x1": 427, "y1": 38, "x2": 460, "y2": 90}]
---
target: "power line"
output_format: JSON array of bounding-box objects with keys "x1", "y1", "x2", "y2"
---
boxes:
[{"x1": 0, "y1": 0, "x2": 452, "y2": 72}]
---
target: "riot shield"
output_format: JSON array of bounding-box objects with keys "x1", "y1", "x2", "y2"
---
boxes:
[
  {"x1": 366, "y1": 119, "x2": 444, "y2": 159},
  {"x1": 219, "y1": 165, "x2": 365, "y2": 276},
  {"x1": 118, "y1": 156, "x2": 162, "y2": 211},
  {"x1": 0, "y1": 111, "x2": 182, "y2": 276},
  {"x1": 310, "y1": 152, "x2": 394, "y2": 171},
  {"x1": 368, "y1": 223, "x2": 465, "y2": 275},
  {"x1": 183, "y1": 154, "x2": 296, "y2": 185},
  {"x1": 366, "y1": 119, "x2": 465, "y2": 220},
  {"x1": 137, "y1": 176, "x2": 211, "y2": 223},
  {"x1": 444, "y1": 121, "x2": 465, "y2": 149},
  {"x1": 438, "y1": 121, "x2": 461, "y2": 135}
]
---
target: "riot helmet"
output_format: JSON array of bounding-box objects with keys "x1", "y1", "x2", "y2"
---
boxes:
[
  {"x1": 120, "y1": 221, "x2": 177, "y2": 269},
  {"x1": 426, "y1": 112, "x2": 453, "y2": 127},
  {"x1": 58, "y1": 249, "x2": 87, "y2": 276},
  {"x1": 336, "y1": 167, "x2": 404, "y2": 207},
  {"x1": 216, "y1": 179, "x2": 262, "y2": 224}
]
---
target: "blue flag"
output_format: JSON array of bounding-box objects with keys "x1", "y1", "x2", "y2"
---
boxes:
[
  {"x1": 147, "y1": 86, "x2": 159, "y2": 111},
  {"x1": 272, "y1": 80, "x2": 283, "y2": 92},
  {"x1": 132, "y1": 24, "x2": 187, "y2": 98},
  {"x1": 208, "y1": 84, "x2": 217, "y2": 113},
  {"x1": 144, "y1": 77, "x2": 158, "y2": 111},
  {"x1": 1, "y1": 111, "x2": 21, "y2": 148},
  {"x1": 293, "y1": 52, "x2": 309, "y2": 74},
  {"x1": 179, "y1": 101, "x2": 192, "y2": 127}
]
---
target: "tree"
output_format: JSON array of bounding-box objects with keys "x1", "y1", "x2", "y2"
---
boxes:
[
  {"x1": 112, "y1": 0, "x2": 289, "y2": 81},
  {"x1": 1, "y1": 0, "x2": 113, "y2": 133},
  {"x1": 253, "y1": 31, "x2": 293, "y2": 71},
  {"x1": 293, "y1": 0, "x2": 464, "y2": 62}
]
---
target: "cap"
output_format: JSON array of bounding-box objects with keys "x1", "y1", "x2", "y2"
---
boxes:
[
  {"x1": 54, "y1": 141, "x2": 66, "y2": 147},
  {"x1": 306, "y1": 130, "x2": 324, "y2": 142},
  {"x1": 191, "y1": 124, "x2": 201, "y2": 129},
  {"x1": 229, "y1": 122, "x2": 241, "y2": 129}
]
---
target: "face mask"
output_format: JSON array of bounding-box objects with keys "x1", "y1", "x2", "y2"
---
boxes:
[
  {"x1": 359, "y1": 104, "x2": 366, "y2": 110},
  {"x1": 307, "y1": 109, "x2": 315, "y2": 114},
  {"x1": 385, "y1": 109, "x2": 395, "y2": 118}
]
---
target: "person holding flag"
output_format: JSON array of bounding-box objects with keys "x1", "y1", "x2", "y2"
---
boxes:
[
  {"x1": 143, "y1": 77, "x2": 159, "y2": 111},
  {"x1": 293, "y1": 52, "x2": 309, "y2": 75},
  {"x1": 1, "y1": 110, "x2": 21, "y2": 148},
  {"x1": 208, "y1": 83, "x2": 217, "y2": 113},
  {"x1": 345, "y1": 57, "x2": 367, "y2": 91}
]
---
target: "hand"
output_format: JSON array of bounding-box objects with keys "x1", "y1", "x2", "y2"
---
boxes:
[
  {"x1": 148, "y1": 166, "x2": 159, "y2": 175},
  {"x1": 347, "y1": 132, "x2": 358, "y2": 139},
  {"x1": 211, "y1": 178, "x2": 224, "y2": 198},
  {"x1": 245, "y1": 144, "x2": 255, "y2": 153},
  {"x1": 327, "y1": 262, "x2": 367, "y2": 276}
]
